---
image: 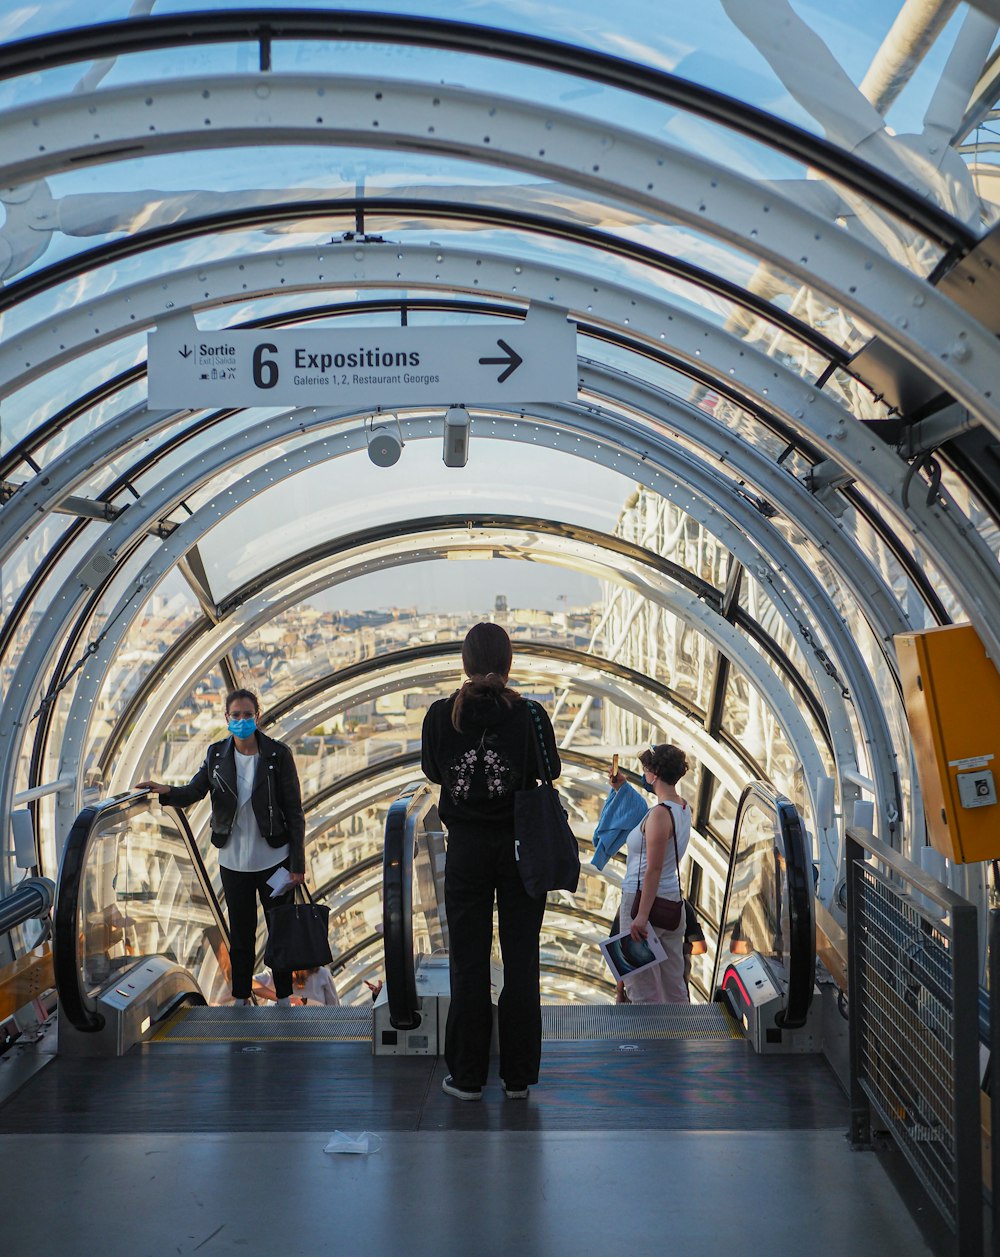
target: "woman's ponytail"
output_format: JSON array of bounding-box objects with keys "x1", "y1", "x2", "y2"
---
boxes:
[{"x1": 451, "y1": 625, "x2": 521, "y2": 731}]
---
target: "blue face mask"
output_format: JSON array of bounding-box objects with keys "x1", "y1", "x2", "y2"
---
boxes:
[{"x1": 228, "y1": 716, "x2": 256, "y2": 739}]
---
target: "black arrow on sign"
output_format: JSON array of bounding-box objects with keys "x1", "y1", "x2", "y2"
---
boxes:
[
  {"x1": 478, "y1": 338, "x2": 523, "y2": 383},
  {"x1": 178, "y1": 344, "x2": 193, "y2": 359}
]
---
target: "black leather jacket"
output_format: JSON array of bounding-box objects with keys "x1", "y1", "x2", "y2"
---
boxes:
[{"x1": 161, "y1": 730, "x2": 305, "y2": 874}]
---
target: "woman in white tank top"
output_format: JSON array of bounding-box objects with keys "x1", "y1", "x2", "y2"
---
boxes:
[{"x1": 611, "y1": 744, "x2": 691, "y2": 1004}]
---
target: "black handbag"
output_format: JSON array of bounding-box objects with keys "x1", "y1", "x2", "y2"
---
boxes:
[
  {"x1": 630, "y1": 807, "x2": 683, "y2": 931},
  {"x1": 263, "y1": 883, "x2": 333, "y2": 971},
  {"x1": 513, "y1": 702, "x2": 581, "y2": 899}
]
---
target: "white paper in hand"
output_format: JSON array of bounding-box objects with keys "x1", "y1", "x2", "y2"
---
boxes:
[
  {"x1": 599, "y1": 926, "x2": 668, "y2": 982},
  {"x1": 266, "y1": 866, "x2": 293, "y2": 898}
]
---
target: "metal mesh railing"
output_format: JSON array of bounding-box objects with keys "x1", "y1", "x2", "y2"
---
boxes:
[{"x1": 846, "y1": 830, "x2": 981, "y2": 1256}]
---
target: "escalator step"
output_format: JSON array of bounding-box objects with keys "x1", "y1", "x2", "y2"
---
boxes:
[
  {"x1": 541, "y1": 1004, "x2": 741, "y2": 1041},
  {"x1": 153, "y1": 1006, "x2": 373, "y2": 1043}
]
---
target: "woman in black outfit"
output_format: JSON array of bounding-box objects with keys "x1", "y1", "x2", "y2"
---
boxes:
[
  {"x1": 137, "y1": 689, "x2": 306, "y2": 1004},
  {"x1": 421, "y1": 622, "x2": 560, "y2": 1101}
]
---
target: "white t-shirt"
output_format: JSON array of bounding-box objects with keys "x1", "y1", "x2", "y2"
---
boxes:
[
  {"x1": 291, "y1": 968, "x2": 339, "y2": 1005},
  {"x1": 621, "y1": 799, "x2": 691, "y2": 898},
  {"x1": 218, "y1": 749, "x2": 290, "y2": 873}
]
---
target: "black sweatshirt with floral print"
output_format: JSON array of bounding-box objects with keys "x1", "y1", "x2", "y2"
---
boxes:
[{"x1": 420, "y1": 691, "x2": 561, "y2": 829}]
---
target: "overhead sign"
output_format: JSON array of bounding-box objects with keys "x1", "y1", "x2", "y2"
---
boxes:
[{"x1": 147, "y1": 306, "x2": 577, "y2": 410}]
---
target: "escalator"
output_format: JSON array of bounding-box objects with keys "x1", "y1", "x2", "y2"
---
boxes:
[
  {"x1": 29, "y1": 775, "x2": 818, "y2": 1059},
  {"x1": 0, "y1": 775, "x2": 847, "y2": 1145},
  {"x1": 52, "y1": 789, "x2": 371, "y2": 1050},
  {"x1": 380, "y1": 779, "x2": 821, "y2": 1053}
]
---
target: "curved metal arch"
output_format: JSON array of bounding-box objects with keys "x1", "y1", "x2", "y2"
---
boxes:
[
  {"x1": 100, "y1": 516, "x2": 832, "y2": 774},
  {"x1": 0, "y1": 267, "x2": 954, "y2": 653},
  {"x1": 0, "y1": 10, "x2": 971, "y2": 248},
  {"x1": 0, "y1": 293, "x2": 948, "y2": 673},
  {"x1": 318, "y1": 861, "x2": 612, "y2": 939},
  {"x1": 2, "y1": 407, "x2": 893, "y2": 850},
  {"x1": 0, "y1": 227, "x2": 843, "y2": 416},
  {"x1": 1, "y1": 72, "x2": 996, "y2": 437},
  {"x1": 3, "y1": 242, "x2": 992, "y2": 675},
  {"x1": 120, "y1": 688, "x2": 760, "y2": 889},
  {"x1": 265, "y1": 641, "x2": 791, "y2": 777},
  {"x1": 561, "y1": 372, "x2": 915, "y2": 671},
  {"x1": 298, "y1": 751, "x2": 730, "y2": 927},
  {"x1": 0, "y1": 196, "x2": 845, "y2": 370},
  {"x1": 286, "y1": 655, "x2": 768, "y2": 796},
  {"x1": 67, "y1": 414, "x2": 859, "y2": 791}
]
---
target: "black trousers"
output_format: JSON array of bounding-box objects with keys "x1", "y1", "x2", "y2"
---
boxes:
[
  {"x1": 219, "y1": 861, "x2": 292, "y2": 999},
  {"x1": 444, "y1": 822, "x2": 547, "y2": 1089}
]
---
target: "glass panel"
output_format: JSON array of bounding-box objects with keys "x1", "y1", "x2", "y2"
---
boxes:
[
  {"x1": 82, "y1": 576, "x2": 204, "y2": 783},
  {"x1": 197, "y1": 439, "x2": 647, "y2": 597},
  {"x1": 1, "y1": 2, "x2": 987, "y2": 237},
  {"x1": 0, "y1": 516, "x2": 88, "y2": 674},
  {"x1": 842, "y1": 480, "x2": 970, "y2": 625},
  {"x1": 76, "y1": 801, "x2": 229, "y2": 1004},
  {"x1": 722, "y1": 661, "x2": 813, "y2": 820},
  {"x1": 721, "y1": 794, "x2": 786, "y2": 967},
  {"x1": 31, "y1": 534, "x2": 162, "y2": 792},
  {"x1": 23, "y1": 379, "x2": 150, "y2": 475},
  {"x1": 2, "y1": 336, "x2": 148, "y2": 453}
]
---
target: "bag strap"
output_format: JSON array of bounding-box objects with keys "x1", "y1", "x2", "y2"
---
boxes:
[
  {"x1": 293, "y1": 881, "x2": 316, "y2": 905},
  {"x1": 525, "y1": 701, "x2": 554, "y2": 786},
  {"x1": 636, "y1": 802, "x2": 681, "y2": 898}
]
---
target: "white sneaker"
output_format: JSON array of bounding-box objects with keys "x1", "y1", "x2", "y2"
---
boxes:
[
  {"x1": 502, "y1": 1082, "x2": 530, "y2": 1099},
  {"x1": 442, "y1": 1075, "x2": 482, "y2": 1101}
]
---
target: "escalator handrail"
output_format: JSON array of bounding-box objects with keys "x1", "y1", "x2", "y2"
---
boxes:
[
  {"x1": 711, "y1": 782, "x2": 816, "y2": 1029},
  {"x1": 382, "y1": 782, "x2": 434, "y2": 1030},
  {"x1": 773, "y1": 797, "x2": 816, "y2": 1028},
  {"x1": 53, "y1": 789, "x2": 230, "y2": 1033}
]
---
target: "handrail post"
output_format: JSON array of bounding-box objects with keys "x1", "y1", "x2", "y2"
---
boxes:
[
  {"x1": 991, "y1": 907, "x2": 1000, "y2": 1256},
  {"x1": 845, "y1": 831, "x2": 871, "y2": 1149},
  {"x1": 953, "y1": 898, "x2": 982, "y2": 1257}
]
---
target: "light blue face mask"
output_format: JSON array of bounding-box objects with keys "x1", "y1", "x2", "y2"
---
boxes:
[{"x1": 228, "y1": 716, "x2": 256, "y2": 739}]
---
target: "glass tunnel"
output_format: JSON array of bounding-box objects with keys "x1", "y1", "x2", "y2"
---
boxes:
[
  {"x1": 2, "y1": 0, "x2": 1000, "y2": 1022},
  {"x1": 5, "y1": 4, "x2": 1000, "y2": 1251}
]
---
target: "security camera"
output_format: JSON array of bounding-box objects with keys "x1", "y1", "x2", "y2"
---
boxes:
[
  {"x1": 443, "y1": 405, "x2": 470, "y2": 468},
  {"x1": 366, "y1": 414, "x2": 404, "y2": 466},
  {"x1": 368, "y1": 426, "x2": 402, "y2": 466}
]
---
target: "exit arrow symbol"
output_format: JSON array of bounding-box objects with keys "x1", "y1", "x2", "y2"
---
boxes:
[
  {"x1": 178, "y1": 344, "x2": 193, "y2": 359},
  {"x1": 478, "y1": 338, "x2": 523, "y2": 383}
]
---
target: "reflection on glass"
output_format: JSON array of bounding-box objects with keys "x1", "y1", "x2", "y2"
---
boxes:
[
  {"x1": 76, "y1": 804, "x2": 229, "y2": 1004},
  {"x1": 722, "y1": 798, "x2": 786, "y2": 969}
]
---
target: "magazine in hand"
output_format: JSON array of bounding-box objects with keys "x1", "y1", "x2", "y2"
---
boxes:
[{"x1": 599, "y1": 925, "x2": 668, "y2": 982}]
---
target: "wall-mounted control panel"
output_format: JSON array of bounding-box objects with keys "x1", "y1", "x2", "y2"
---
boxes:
[{"x1": 896, "y1": 623, "x2": 1000, "y2": 862}]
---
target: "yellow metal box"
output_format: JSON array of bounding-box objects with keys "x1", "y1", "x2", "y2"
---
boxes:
[{"x1": 895, "y1": 623, "x2": 1000, "y2": 863}]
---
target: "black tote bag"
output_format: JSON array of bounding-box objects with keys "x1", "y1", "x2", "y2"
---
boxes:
[
  {"x1": 263, "y1": 884, "x2": 333, "y2": 971},
  {"x1": 513, "y1": 702, "x2": 581, "y2": 899}
]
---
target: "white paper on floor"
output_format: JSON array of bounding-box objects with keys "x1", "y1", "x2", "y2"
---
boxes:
[{"x1": 324, "y1": 1131, "x2": 383, "y2": 1155}]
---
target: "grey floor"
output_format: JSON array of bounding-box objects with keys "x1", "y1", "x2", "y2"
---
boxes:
[
  {"x1": 0, "y1": 1128, "x2": 938, "y2": 1257},
  {"x1": 0, "y1": 1020, "x2": 943, "y2": 1257}
]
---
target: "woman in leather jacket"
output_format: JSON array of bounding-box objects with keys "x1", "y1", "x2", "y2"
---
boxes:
[{"x1": 137, "y1": 689, "x2": 306, "y2": 1005}]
